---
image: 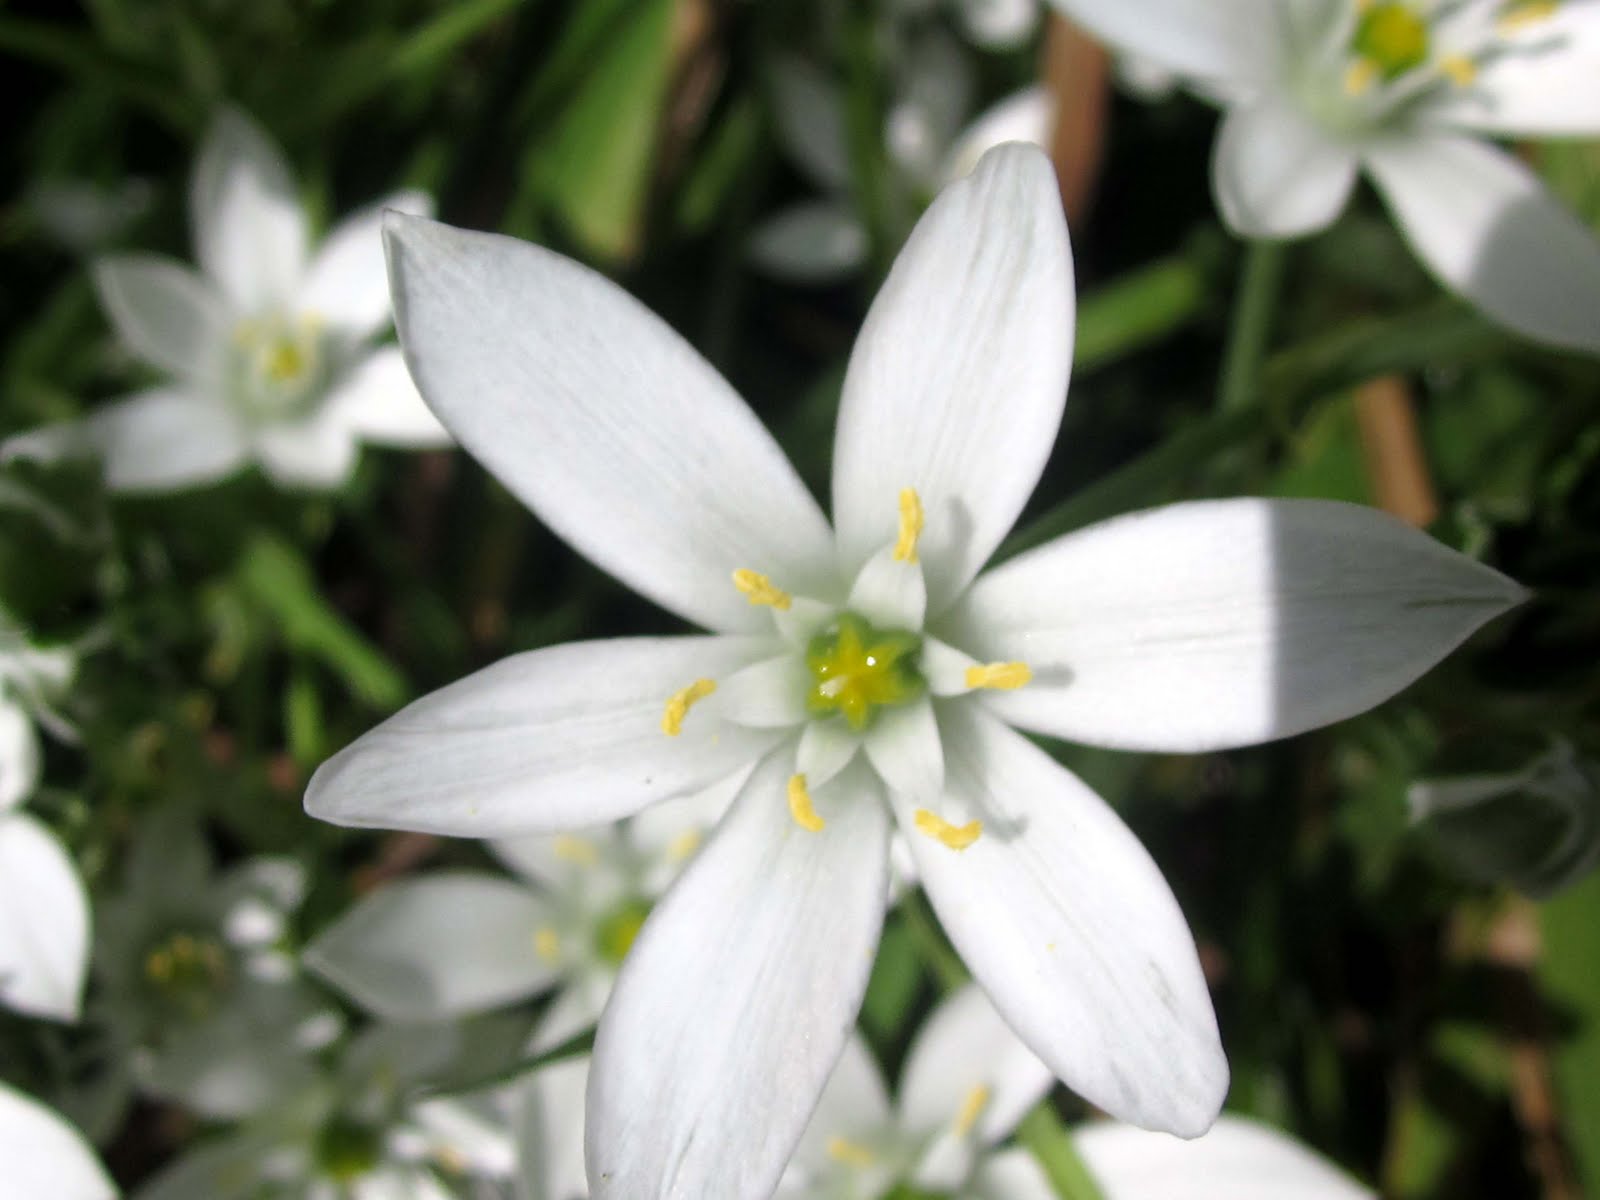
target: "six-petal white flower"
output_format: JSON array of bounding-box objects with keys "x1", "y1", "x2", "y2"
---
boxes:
[
  {"x1": 1046, "y1": 0, "x2": 1600, "y2": 354},
  {"x1": 2, "y1": 107, "x2": 451, "y2": 492},
  {"x1": 305, "y1": 142, "x2": 1524, "y2": 1197}
]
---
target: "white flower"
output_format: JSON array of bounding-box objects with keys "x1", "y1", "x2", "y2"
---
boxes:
[
  {"x1": 0, "y1": 1082, "x2": 117, "y2": 1200},
  {"x1": 1075, "y1": 1114, "x2": 1374, "y2": 1199},
  {"x1": 779, "y1": 983, "x2": 1055, "y2": 1200},
  {"x1": 1046, "y1": 0, "x2": 1600, "y2": 355},
  {"x1": 0, "y1": 617, "x2": 86, "y2": 1023},
  {"x1": 305, "y1": 143, "x2": 1524, "y2": 1196},
  {"x1": 2, "y1": 107, "x2": 451, "y2": 492}
]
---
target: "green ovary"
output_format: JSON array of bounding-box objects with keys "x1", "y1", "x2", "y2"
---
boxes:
[
  {"x1": 315, "y1": 1116, "x2": 383, "y2": 1182},
  {"x1": 805, "y1": 613, "x2": 924, "y2": 731},
  {"x1": 1352, "y1": 2, "x2": 1431, "y2": 80},
  {"x1": 594, "y1": 899, "x2": 651, "y2": 965}
]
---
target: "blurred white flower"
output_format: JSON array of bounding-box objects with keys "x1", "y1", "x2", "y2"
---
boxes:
[
  {"x1": 0, "y1": 1082, "x2": 117, "y2": 1200},
  {"x1": 1047, "y1": 0, "x2": 1600, "y2": 354},
  {"x1": 307, "y1": 143, "x2": 1523, "y2": 1196},
  {"x1": 2, "y1": 107, "x2": 451, "y2": 492},
  {"x1": 1075, "y1": 1114, "x2": 1374, "y2": 1199},
  {"x1": 778, "y1": 984, "x2": 1055, "y2": 1200}
]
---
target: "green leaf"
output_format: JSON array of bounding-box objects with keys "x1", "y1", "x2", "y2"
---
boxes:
[
  {"x1": 1539, "y1": 871, "x2": 1600, "y2": 1195},
  {"x1": 1075, "y1": 256, "x2": 1206, "y2": 374}
]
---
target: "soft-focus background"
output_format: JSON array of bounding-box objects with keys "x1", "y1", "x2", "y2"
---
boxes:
[{"x1": 4, "y1": 1, "x2": 1600, "y2": 1196}]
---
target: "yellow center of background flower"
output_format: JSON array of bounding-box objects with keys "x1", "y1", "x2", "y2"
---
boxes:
[{"x1": 1352, "y1": 2, "x2": 1431, "y2": 80}]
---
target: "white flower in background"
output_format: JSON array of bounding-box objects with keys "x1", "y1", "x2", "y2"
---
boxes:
[
  {"x1": 2, "y1": 107, "x2": 451, "y2": 492},
  {"x1": 307, "y1": 144, "x2": 1524, "y2": 1196},
  {"x1": 779, "y1": 984, "x2": 1056, "y2": 1200},
  {"x1": 0, "y1": 616, "x2": 87, "y2": 1023},
  {"x1": 1046, "y1": 0, "x2": 1600, "y2": 355},
  {"x1": 0, "y1": 1082, "x2": 117, "y2": 1200},
  {"x1": 1074, "y1": 1114, "x2": 1374, "y2": 1199}
]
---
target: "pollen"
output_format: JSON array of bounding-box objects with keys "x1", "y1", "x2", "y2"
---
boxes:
[
  {"x1": 661, "y1": 677, "x2": 717, "y2": 736},
  {"x1": 732, "y1": 569, "x2": 792, "y2": 611},
  {"x1": 914, "y1": 808, "x2": 982, "y2": 851},
  {"x1": 893, "y1": 487, "x2": 924, "y2": 564},
  {"x1": 533, "y1": 926, "x2": 561, "y2": 962},
  {"x1": 826, "y1": 1137, "x2": 876, "y2": 1168},
  {"x1": 787, "y1": 773, "x2": 826, "y2": 832},
  {"x1": 1439, "y1": 54, "x2": 1478, "y2": 86},
  {"x1": 953, "y1": 1083, "x2": 993, "y2": 1137},
  {"x1": 553, "y1": 835, "x2": 600, "y2": 866},
  {"x1": 965, "y1": 661, "x2": 1032, "y2": 690}
]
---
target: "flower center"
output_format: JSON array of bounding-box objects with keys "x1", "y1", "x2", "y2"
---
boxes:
[
  {"x1": 593, "y1": 898, "x2": 652, "y2": 965},
  {"x1": 143, "y1": 929, "x2": 229, "y2": 1014},
  {"x1": 806, "y1": 613, "x2": 924, "y2": 732},
  {"x1": 231, "y1": 312, "x2": 328, "y2": 422},
  {"x1": 315, "y1": 1115, "x2": 383, "y2": 1182},
  {"x1": 1351, "y1": 2, "x2": 1431, "y2": 82}
]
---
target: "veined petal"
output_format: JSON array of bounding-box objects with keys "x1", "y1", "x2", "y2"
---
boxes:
[
  {"x1": 863, "y1": 695, "x2": 945, "y2": 801},
  {"x1": 1211, "y1": 101, "x2": 1358, "y2": 239},
  {"x1": 787, "y1": 1035, "x2": 896, "y2": 1189},
  {"x1": 848, "y1": 547, "x2": 927, "y2": 631},
  {"x1": 306, "y1": 636, "x2": 776, "y2": 838},
  {"x1": 1427, "y1": 4, "x2": 1600, "y2": 137},
  {"x1": 796, "y1": 719, "x2": 861, "y2": 791},
  {"x1": 0, "y1": 700, "x2": 40, "y2": 812},
  {"x1": 322, "y1": 346, "x2": 452, "y2": 448},
  {"x1": 1074, "y1": 1115, "x2": 1374, "y2": 1199},
  {"x1": 384, "y1": 213, "x2": 840, "y2": 633},
  {"x1": 948, "y1": 499, "x2": 1526, "y2": 753},
  {"x1": 253, "y1": 417, "x2": 359, "y2": 489},
  {"x1": 972, "y1": 1148, "x2": 1059, "y2": 1200},
  {"x1": 1045, "y1": 0, "x2": 1284, "y2": 88},
  {"x1": 0, "y1": 813, "x2": 90, "y2": 1022},
  {"x1": 897, "y1": 706, "x2": 1226, "y2": 1136},
  {"x1": 586, "y1": 753, "x2": 892, "y2": 1198},
  {"x1": 191, "y1": 107, "x2": 308, "y2": 311},
  {"x1": 1365, "y1": 133, "x2": 1600, "y2": 356},
  {"x1": 300, "y1": 190, "x2": 431, "y2": 338},
  {"x1": 92, "y1": 253, "x2": 230, "y2": 379},
  {"x1": 940, "y1": 85, "x2": 1054, "y2": 184},
  {"x1": 833, "y1": 144, "x2": 1074, "y2": 614},
  {"x1": 0, "y1": 1083, "x2": 115, "y2": 1200},
  {"x1": 303, "y1": 872, "x2": 557, "y2": 1021},
  {"x1": 898, "y1": 983, "x2": 1053, "y2": 1147},
  {"x1": 720, "y1": 654, "x2": 812, "y2": 728}
]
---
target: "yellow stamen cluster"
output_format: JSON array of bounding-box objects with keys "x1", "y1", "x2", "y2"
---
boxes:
[
  {"x1": 893, "y1": 487, "x2": 924, "y2": 564},
  {"x1": 732, "y1": 569, "x2": 792, "y2": 611},
  {"x1": 787, "y1": 773, "x2": 826, "y2": 832},
  {"x1": 144, "y1": 933, "x2": 227, "y2": 986},
  {"x1": 914, "y1": 808, "x2": 982, "y2": 851},
  {"x1": 661, "y1": 678, "x2": 717, "y2": 736},
  {"x1": 953, "y1": 1083, "x2": 993, "y2": 1137},
  {"x1": 965, "y1": 661, "x2": 1032, "y2": 691}
]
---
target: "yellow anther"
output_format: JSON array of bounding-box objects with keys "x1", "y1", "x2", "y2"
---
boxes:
[
  {"x1": 826, "y1": 1137, "x2": 877, "y2": 1169},
  {"x1": 953, "y1": 1083, "x2": 993, "y2": 1137},
  {"x1": 434, "y1": 1145, "x2": 469, "y2": 1174},
  {"x1": 661, "y1": 677, "x2": 717, "y2": 736},
  {"x1": 1499, "y1": 0, "x2": 1559, "y2": 31},
  {"x1": 965, "y1": 661, "x2": 1032, "y2": 691},
  {"x1": 145, "y1": 949, "x2": 173, "y2": 984},
  {"x1": 787, "y1": 774, "x2": 826, "y2": 833},
  {"x1": 914, "y1": 808, "x2": 982, "y2": 851},
  {"x1": 666, "y1": 829, "x2": 702, "y2": 862},
  {"x1": 1344, "y1": 58, "x2": 1378, "y2": 94},
  {"x1": 893, "y1": 487, "x2": 924, "y2": 564},
  {"x1": 534, "y1": 926, "x2": 561, "y2": 962},
  {"x1": 553, "y1": 835, "x2": 600, "y2": 866},
  {"x1": 1440, "y1": 54, "x2": 1478, "y2": 86},
  {"x1": 731, "y1": 569, "x2": 792, "y2": 611}
]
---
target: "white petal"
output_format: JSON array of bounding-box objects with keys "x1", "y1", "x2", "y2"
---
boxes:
[
  {"x1": 0, "y1": 813, "x2": 90, "y2": 1022},
  {"x1": 789, "y1": 1035, "x2": 896, "y2": 1181},
  {"x1": 848, "y1": 546, "x2": 927, "y2": 631},
  {"x1": 1211, "y1": 101, "x2": 1358, "y2": 239},
  {"x1": 1428, "y1": 5, "x2": 1600, "y2": 137},
  {"x1": 627, "y1": 771, "x2": 746, "y2": 890},
  {"x1": 948, "y1": 498, "x2": 1526, "y2": 753},
  {"x1": 300, "y1": 190, "x2": 432, "y2": 338},
  {"x1": 191, "y1": 107, "x2": 308, "y2": 311},
  {"x1": 586, "y1": 753, "x2": 892, "y2": 1198},
  {"x1": 940, "y1": 86, "x2": 1055, "y2": 184},
  {"x1": 1074, "y1": 1115, "x2": 1374, "y2": 1199},
  {"x1": 1046, "y1": 0, "x2": 1283, "y2": 86},
  {"x1": 863, "y1": 696, "x2": 945, "y2": 800},
  {"x1": 303, "y1": 872, "x2": 556, "y2": 1021},
  {"x1": 489, "y1": 824, "x2": 633, "y2": 896},
  {"x1": 921, "y1": 636, "x2": 982, "y2": 697},
  {"x1": 306, "y1": 636, "x2": 775, "y2": 838},
  {"x1": 748, "y1": 202, "x2": 869, "y2": 284},
  {"x1": 0, "y1": 701, "x2": 40, "y2": 812},
  {"x1": 322, "y1": 346, "x2": 452, "y2": 448},
  {"x1": 719, "y1": 654, "x2": 812, "y2": 728},
  {"x1": 410, "y1": 1095, "x2": 518, "y2": 1177},
  {"x1": 897, "y1": 706, "x2": 1225, "y2": 1135},
  {"x1": 91, "y1": 253, "x2": 229, "y2": 378},
  {"x1": 770, "y1": 57, "x2": 853, "y2": 190},
  {"x1": 0, "y1": 1083, "x2": 115, "y2": 1200},
  {"x1": 253, "y1": 416, "x2": 359, "y2": 489},
  {"x1": 832, "y1": 144, "x2": 1073, "y2": 613},
  {"x1": 955, "y1": 0, "x2": 1041, "y2": 49},
  {"x1": 1365, "y1": 133, "x2": 1600, "y2": 355},
  {"x1": 517, "y1": 1055, "x2": 591, "y2": 1200},
  {"x1": 384, "y1": 213, "x2": 840, "y2": 633},
  {"x1": 531, "y1": 975, "x2": 610, "y2": 1053},
  {"x1": 971, "y1": 1147, "x2": 1059, "y2": 1200},
  {"x1": 898, "y1": 983, "x2": 1053, "y2": 1146},
  {"x1": 796, "y1": 719, "x2": 861, "y2": 790}
]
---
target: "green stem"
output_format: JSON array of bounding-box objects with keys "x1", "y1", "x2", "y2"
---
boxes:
[
  {"x1": 1217, "y1": 239, "x2": 1288, "y2": 414},
  {"x1": 1017, "y1": 1105, "x2": 1110, "y2": 1200},
  {"x1": 902, "y1": 888, "x2": 967, "y2": 992}
]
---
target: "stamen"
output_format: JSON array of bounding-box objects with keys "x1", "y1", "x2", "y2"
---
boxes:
[
  {"x1": 914, "y1": 808, "x2": 982, "y2": 851},
  {"x1": 661, "y1": 678, "x2": 717, "y2": 736},
  {"x1": 965, "y1": 661, "x2": 1032, "y2": 690},
  {"x1": 826, "y1": 1137, "x2": 876, "y2": 1168},
  {"x1": 732, "y1": 569, "x2": 792, "y2": 611},
  {"x1": 534, "y1": 927, "x2": 561, "y2": 961},
  {"x1": 893, "y1": 487, "x2": 924, "y2": 564},
  {"x1": 553, "y1": 835, "x2": 600, "y2": 866},
  {"x1": 1439, "y1": 54, "x2": 1478, "y2": 86},
  {"x1": 787, "y1": 774, "x2": 826, "y2": 832},
  {"x1": 1499, "y1": 0, "x2": 1559, "y2": 32},
  {"x1": 1344, "y1": 58, "x2": 1378, "y2": 94},
  {"x1": 666, "y1": 830, "x2": 702, "y2": 862},
  {"x1": 953, "y1": 1083, "x2": 993, "y2": 1137}
]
